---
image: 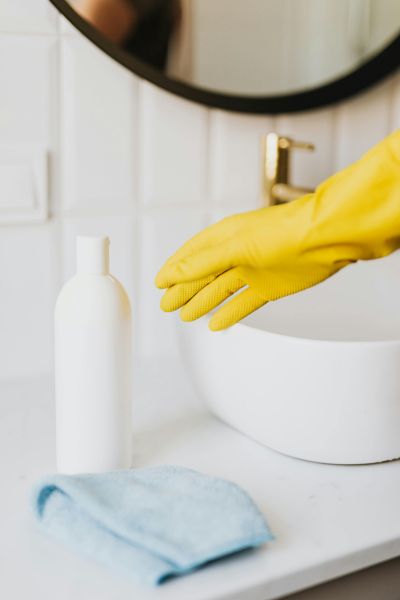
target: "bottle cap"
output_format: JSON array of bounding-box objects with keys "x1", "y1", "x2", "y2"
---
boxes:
[{"x1": 76, "y1": 236, "x2": 110, "y2": 275}]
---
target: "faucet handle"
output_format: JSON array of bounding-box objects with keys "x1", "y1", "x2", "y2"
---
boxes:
[{"x1": 278, "y1": 137, "x2": 315, "y2": 152}]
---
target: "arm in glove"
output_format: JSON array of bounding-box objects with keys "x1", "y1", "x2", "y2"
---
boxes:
[{"x1": 156, "y1": 130, "x2": 400, "y2": 331}]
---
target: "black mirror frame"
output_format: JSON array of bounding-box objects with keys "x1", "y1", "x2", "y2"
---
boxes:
[{"x1": 50, "y1": 0, "x2": 400, "y2": 114}]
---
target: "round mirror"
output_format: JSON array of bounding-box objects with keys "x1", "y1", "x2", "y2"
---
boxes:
[{"x1": 50, "y1": 0, "x2": 400, "y2": 113}]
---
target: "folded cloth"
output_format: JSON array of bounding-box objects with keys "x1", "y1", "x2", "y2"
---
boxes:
[{"x1": 32, "y1": 465, "x2": 273, "y2": 585}]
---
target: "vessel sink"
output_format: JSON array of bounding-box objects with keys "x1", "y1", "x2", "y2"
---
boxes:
[{"x1": 178, "y1": 251, "x2": 400, "y2": 464}]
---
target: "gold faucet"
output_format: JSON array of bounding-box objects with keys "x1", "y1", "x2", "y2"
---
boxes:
[{"x1": 262, "y1": 133, "x2": 315, "y2": 206}]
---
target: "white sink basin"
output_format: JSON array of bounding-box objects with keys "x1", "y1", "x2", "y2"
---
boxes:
[{"x1": 178, "y1": 252, "x2": 400, "y2": 464}]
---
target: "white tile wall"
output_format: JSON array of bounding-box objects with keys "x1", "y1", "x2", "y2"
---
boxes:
[
  {"x1": 138, "y1": 81, "x2": 208, "y2": 206},
  {"x1": 334, "y1": 78, "x2": 395, "y2": 170},
  {"x1": 390, "y1": 77, "x2": 400, "y2": 129},
  {"x1": 209, "y1": 111, "x2": 274, "y2": 208},
  {"x1": 0, "y1": 36, "x2": 57, "y2": 145},
  {"x1": 0, "y1": 223, "x2": 58, "y2": 380},
  {"x1": 60, "y1": 36, "x2": 137, "y2": 213},
  {"x1": 0, "y1": 0, "x2": 57, "y2": 33},
  {"x1": 0, "y1": 0, "x2": 399, "y2": 379}
]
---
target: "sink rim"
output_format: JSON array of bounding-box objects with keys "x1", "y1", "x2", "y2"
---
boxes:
[
  {"x1": 202, "y1": 315, "x2": 400, "y2": 347},
  {"x1": 237, "y1": 318, "x2": 400, "y2": 346}
]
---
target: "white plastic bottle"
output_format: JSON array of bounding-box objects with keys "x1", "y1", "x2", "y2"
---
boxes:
[{"x1": 55, "y1": 236, "x2": 132, "y2": 474}]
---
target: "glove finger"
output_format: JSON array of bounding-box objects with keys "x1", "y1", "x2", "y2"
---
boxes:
[
  {"x1": 180, "y1": 269, "x2": 245, "y2": 322},
  {"x1": 160, "y1": 275, "x2": 217, "y2": 312},
  {"x1": 155, "y1": 219, "x2": 238, "y2": 288},
  {"x1": 209, "y1": 288, "x2": 267, "y2": 331},
  {"x1": 156, "y1": 239, "x2": 239, "y2": 288}
]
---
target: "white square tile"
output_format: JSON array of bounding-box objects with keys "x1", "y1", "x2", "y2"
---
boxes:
[
  {"x1": 334, "y1": 79, "x2": 393, "y2": 170},
  {"x1": 0, "y1": 36, "x2": 56, "y2": 144},
  {"x1": 276, "y1": 107, "x2": 335, "y2": 189},
  {"x1": 0, "y1": 223, "x2": 58, "y2": 380},
  {"x1": 0, "y1": 0, "x2": 57, "y2": 33},
  {"x1": 137, "y1": 209, "x2": 207, "y2": 357},
  {"x1": 209, "y1": 110, "x2": 274, "y2": 208},
  {"x1": 138, "y1": 81, "x2": 208, "y2": 206},
  {"x1": 60, "y1": 36, "x2": 137, "y2": 213}
]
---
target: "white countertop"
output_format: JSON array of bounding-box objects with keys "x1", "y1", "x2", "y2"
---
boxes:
[{"x1": 2, "y1": 358, "x2": 400, "y2": 600}]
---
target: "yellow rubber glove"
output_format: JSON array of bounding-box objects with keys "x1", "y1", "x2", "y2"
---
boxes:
[{"x1": 156, "y1": 130, "x2": 400, "y2": 331}]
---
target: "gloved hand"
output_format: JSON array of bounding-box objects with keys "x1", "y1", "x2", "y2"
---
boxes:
[{"x1": 156, "y1": 130, "x2": 400, "y2": 331}]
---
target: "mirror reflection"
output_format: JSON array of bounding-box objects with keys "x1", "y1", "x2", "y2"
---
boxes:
[{"x1": 69, "y1": 0, "x2": 400, "y2": 95}]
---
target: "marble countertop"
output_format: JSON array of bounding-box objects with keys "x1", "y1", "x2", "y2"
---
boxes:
[{"x1": 2, "y1": 358, "x2": 400, "y2": 600}]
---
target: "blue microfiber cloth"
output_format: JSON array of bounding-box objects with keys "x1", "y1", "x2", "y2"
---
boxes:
[{"x1": 32, "y1": 465, "x2": 273, "y2": 585}]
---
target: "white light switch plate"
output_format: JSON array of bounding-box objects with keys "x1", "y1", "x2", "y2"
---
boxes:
[{"x1": 0, "y1": 145, "x2": 48, "y2": 224}]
